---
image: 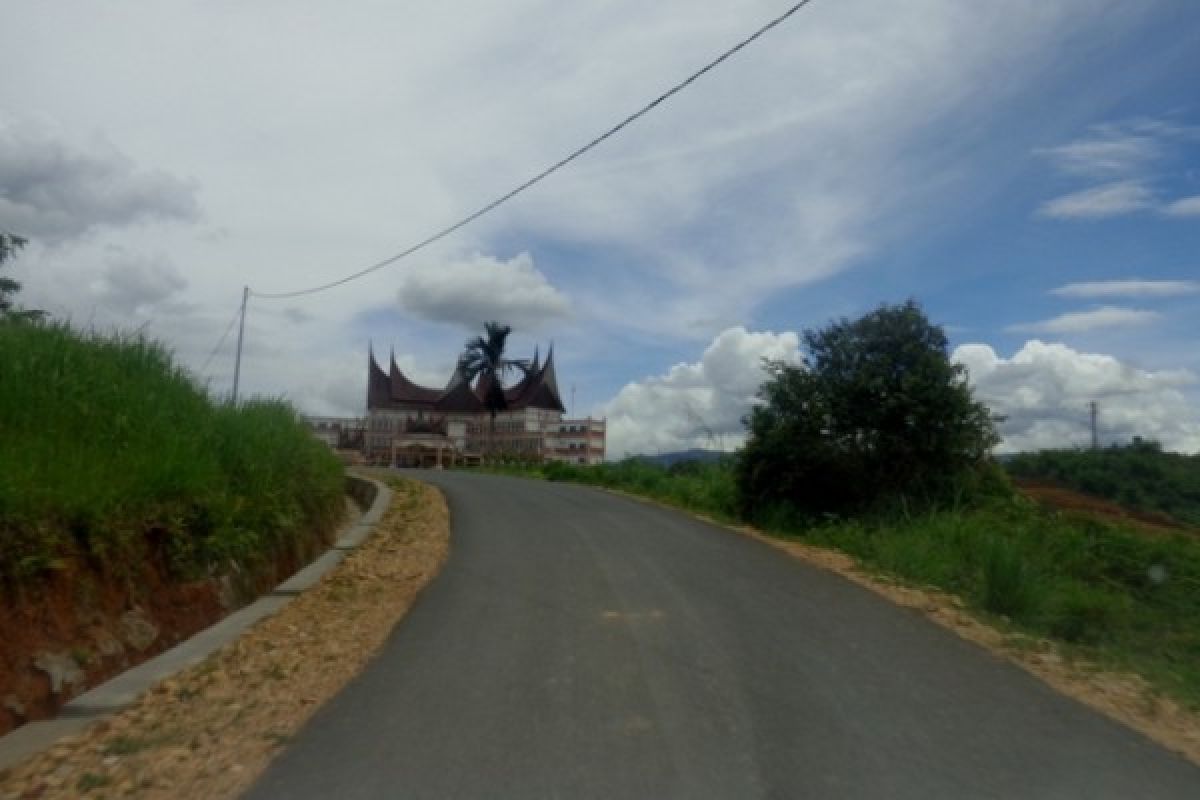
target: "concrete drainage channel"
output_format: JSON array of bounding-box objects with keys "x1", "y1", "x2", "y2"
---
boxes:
[{"x1": 0, "y1": 474, "x2": 392, "y2": 772}]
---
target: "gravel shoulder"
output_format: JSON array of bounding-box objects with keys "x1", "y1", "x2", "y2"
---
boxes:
[{"x1": 0, "y1": 476, "x2": 449, "y2": 800}]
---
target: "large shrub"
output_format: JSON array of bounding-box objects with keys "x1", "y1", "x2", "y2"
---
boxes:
[{"x1": 737, "y1": 300, "x2": 997, "y2": 519}]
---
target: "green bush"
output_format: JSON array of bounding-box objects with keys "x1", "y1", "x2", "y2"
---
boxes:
[
  {"x1": 737, "y1": 301, "x2": 997, "y2": 519},
  {"x1": 0, "y1": 320, "x2": 344, "y2": 586}
]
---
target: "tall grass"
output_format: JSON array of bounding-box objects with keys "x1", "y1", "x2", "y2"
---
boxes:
[
  {"x1": 536, "y1": 458, "x2": 739, "y2": 521},
  {"x1": 0, "y1": 320, "x2": 344, "y2": 585},
  {"x1": 498, "y1": 456, "x2": 1200, "y2": 708}
]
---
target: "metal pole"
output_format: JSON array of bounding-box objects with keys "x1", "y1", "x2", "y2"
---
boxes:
[
  {"x1": 1089, "y1": 401, "x2": 1098, "y2": 450},
  {"x1": 232, "y1": 285, "x2": 248, "y2": 405}
]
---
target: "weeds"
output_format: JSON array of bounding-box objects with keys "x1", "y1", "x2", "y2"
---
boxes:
[
  {"x1": 103, "y1": 736, "x2": 153, "y2": 756},
  {"x1": 76, "y1": 772, "x2": 111, "y2": 792}
]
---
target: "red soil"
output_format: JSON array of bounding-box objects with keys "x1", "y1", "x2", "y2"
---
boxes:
[
  {"x1": 1012, "y1": 478, "x2": 1193, "y2": 536},
  {"x1": 0, "y1": 527, "x2": 334, "y2": 737},
  {"x1": 0, "y1": 556, "x2": 221, "y2": 735}
]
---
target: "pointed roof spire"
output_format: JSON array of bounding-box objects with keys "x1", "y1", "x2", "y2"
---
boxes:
[{"x1": 367, "y1": 341, "x2": 392, "y2": 410}]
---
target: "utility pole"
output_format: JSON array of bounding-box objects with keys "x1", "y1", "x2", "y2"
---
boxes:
[
  {"x1": 571, "y1": 384, "x2": 576, "y2": 418},
  {"x1": 1089, "y1": 401, "x2": 1098, "y2": 450},
  {"x1": 232, "y1": 285, "x2": 248, "y2": 405}
]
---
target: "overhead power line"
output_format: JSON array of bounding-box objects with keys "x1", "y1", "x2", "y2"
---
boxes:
[
  {"x1": 251, "y1": 0, "x2": 816, "y2": 300},
  {"x1": 198, "y1": 303, "x2": 244, "y2": 377}
]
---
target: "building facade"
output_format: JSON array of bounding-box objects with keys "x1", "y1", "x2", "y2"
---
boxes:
[
  {"x1": 305, "y1": 415, "x2": 366, "y2": 450},
  {"x1": 364, "y1": 344, "x2": 605, "y2": 466}
]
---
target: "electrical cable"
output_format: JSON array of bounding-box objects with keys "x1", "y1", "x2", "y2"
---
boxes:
[
  {"x1": 198, "y1": 303, "x2": 244, "y2": 377},
  {"x1": 250, "y1": 0, "x2": 816, "y2": 300}
]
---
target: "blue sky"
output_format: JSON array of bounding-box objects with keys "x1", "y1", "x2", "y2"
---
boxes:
[{"x1": 3, "y1": 1, "x2": 1198, "y2": 456}]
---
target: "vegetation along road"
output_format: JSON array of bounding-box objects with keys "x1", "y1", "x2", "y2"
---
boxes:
[{"x1": 247, "y1": 471, "x2": 1200, "y2": 799}]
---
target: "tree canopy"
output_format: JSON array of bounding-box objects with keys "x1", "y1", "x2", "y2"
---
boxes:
[
  {"x1": 0, "y1": 233, "x2": 45, "y2": 322},
  {"x1": 737, "y1": 300, "x2": 997, "y2": 519}
]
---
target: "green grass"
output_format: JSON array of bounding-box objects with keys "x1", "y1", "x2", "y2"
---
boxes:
[
  {"x1": 488, "y1": 458, "x2": 740, "y2": 522},
  {"x1": 494, "y1": 457, "x2": 1200, "y2": 709},
  {"x1": 0, "y1": 320, "x2": 345, "y2": 587}
]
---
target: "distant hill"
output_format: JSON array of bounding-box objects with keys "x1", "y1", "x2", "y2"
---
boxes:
[{"x1": 633, "y1": 449, "x2": 728, "y2": 468}]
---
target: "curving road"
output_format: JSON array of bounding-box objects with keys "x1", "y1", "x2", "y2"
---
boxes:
[{"x1": 247, "y1": 471, "x2": 1200, "y2": 799}]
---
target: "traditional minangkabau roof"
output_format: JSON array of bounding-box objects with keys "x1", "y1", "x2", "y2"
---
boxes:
[{"x1": 367, "y1": 342, "x2": 565, "y2": 414}]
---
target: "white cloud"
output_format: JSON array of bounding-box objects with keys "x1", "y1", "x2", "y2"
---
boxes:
[
  {"x1": 0, "y1": 0, "x2": 1167, "y2": 417},
  {"x1": 602, "y1": 326, "x2": 801, "y2": 459},
  {"x1": 1036, "y1": 121, "x2": 1164, "y2": 176},
  {"x1": 1163, "y1": 195, "x2": 1200, "y2": 217},
  {"x1": 1007, "y1": 306, "x2": 1160, "y2": 334},
  {"x1": 954, "y1": 340, "x2": 1200, "y2": 453},
  {"x1": 1037, "y1": 181, "x2": 1153, "y2": 219},
  {"x1": 1049, "y1": 280, "x2": 1200, "y2": 299},
  {"x1": 395, "y1": 252, "x2": 570, "y2": 331},
  {"x1": 1034, "y1": 118, "x2": 1199, "y2": 221},
  {"x1": 0, "y1": 120, "x2": 199, "y2": 243}
]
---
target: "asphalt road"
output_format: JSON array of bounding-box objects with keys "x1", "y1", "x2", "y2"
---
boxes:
[{"x1": 246, "y1": 471, "x2": 1200, "y2": 799}]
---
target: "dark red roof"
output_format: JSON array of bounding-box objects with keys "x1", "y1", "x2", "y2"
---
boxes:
[{"x1": 367, "y1": 344, "x2": 565, "y2": 414}]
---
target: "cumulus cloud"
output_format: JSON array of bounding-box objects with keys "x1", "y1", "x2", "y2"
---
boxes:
[
  {"x1": 0, "y1": 120, "x2": 199, "y2": 243},
  {"x1": 1163, "y1": 195, "x2": 1200, "y2": 217},
  {"x1": 954, "y1": 340, "x2": 1200, "y2": 453},
  {"x1": 1007, "y1": 306, "x2": 1160, "y2": 334},
  {"x1": 1049, "y1": 280, "x2": 1200, "y2": 299},
  {"x1": 396, "y1": 252, "x2": 570, "y2": 331},
  {"x1": 602, "y1": 327, "x2": 801, "y2": 458},
  {"x1": 1038, "y1": 181, "x2": 1153, "y2": 219}
]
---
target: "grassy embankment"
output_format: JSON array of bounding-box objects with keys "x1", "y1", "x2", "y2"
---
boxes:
[
  {"x1": 493, "y1": 457, "x2": 1200, "y2": 709},
  {"x1": 0, "y1": 320, "x2": 345, "y2": 589}
]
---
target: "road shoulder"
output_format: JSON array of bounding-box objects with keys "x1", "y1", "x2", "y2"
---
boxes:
[{"x1": 0, "y1": 477, "x2": 449, "y2": 800}]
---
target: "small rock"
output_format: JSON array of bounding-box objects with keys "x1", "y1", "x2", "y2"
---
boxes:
[
  {"x1": 92, "y1": 628, "x2": 125, "y2": 659},
  {"x1": 216, "y1": 574, "x2": 239, "y2": 611},
  {"x1": 3, "y1": 694, "x2": 25, "y2": 717},
  {"x1": 119, "y1": 609, "x2": 159, "y2": 652},
  {"x1": 33, "y1": 652, "x2": 86, "y2": 695}
]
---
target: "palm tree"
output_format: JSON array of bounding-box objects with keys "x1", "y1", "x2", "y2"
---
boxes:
[{"x1": 459, "y1": 322, "x2": 530, "y2": 460}]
